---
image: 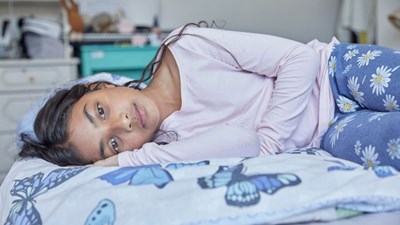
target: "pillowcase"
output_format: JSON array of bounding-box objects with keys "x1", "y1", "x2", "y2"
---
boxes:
[{"x1": 15, "y1": 73, "x2": 144, "y2": 150}]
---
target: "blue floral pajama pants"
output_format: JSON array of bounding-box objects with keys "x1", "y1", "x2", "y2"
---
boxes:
[{"x1": 321, "y1": 42, "x2": 400, "y2": 171}]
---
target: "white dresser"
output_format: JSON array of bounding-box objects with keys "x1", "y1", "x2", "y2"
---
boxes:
[{"x1": 0, "y1": 59, "x2": 78, "y2": 183}]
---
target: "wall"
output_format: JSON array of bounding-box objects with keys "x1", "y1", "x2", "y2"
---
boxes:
[
  {"x1": 0, "y1": 2, "x2": 61, "y2": 21},
  {"x1": 376, "y1": 0, "x2": 400, "y2": 49},
  {"x1": 158, "y1": 0, "x2": 341, "y2": 43},
  {"x1": 117, "y1": 0, "x2": 341, "y2": 43},
  {"x1": 1, "y1": 0, "x2": 340, "y2": 44},
  {"x1": 77, "y1": 0, "x2": 400, "y2": 48}
]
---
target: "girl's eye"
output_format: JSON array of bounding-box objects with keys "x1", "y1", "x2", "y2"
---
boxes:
[
  {"x1": 96, "y1": 103, "x2": 105, "y2": 119},
  {"x1": 109, "y1": 138, "x2": 119, "y2": 153}
]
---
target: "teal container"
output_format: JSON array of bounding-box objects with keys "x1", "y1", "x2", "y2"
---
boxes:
[{"x1": 80, "y1": 45, "x2": 159, "y2": 81}]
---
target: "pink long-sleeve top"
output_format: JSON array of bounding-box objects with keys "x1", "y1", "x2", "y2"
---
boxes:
[{"x1": 118, "y1": 26, "x2": 338, "y2": 166}]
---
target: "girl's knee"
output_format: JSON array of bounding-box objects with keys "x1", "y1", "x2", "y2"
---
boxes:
[
  {"x1": 321, "y1": 111, "x2": 400, "y2": 170},
  {"x1": 331, "y1": 43, "x2": 400, "y2": 112}
]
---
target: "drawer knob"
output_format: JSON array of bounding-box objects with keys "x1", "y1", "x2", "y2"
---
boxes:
[{"x1": 28, "y1": 75, "x2": 35, "y2": 83}]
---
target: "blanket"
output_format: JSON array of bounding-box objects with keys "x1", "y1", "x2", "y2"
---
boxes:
[{"x1": 1, "y1": 148, "x2": 399, "y2": 225}]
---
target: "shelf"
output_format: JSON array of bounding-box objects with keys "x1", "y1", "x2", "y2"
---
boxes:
[
  {"x1": 69, "y1": 33, "x2": 136, "y2": 43},
  {"x1": 69, "y1": 32, "x2": 171, "y2": 44},
  {"x1": 0, "y1": 0, "x2": 59, "y2": 3}
]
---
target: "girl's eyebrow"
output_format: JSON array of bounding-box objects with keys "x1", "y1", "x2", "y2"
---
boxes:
[
  {"x1": 83, "y1": 103, "x2": 105, "y2": 159},
  {"x1": 83, "y1": 103, "x2": 97, "y2": 127}
]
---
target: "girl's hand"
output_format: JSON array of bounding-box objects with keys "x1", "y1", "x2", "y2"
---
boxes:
[{"x1": 93, "y1": 155, "x2": 119, "y2": 166}]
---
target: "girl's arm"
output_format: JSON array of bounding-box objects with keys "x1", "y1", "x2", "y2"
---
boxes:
[{"x1": 116, "y1": 124, "x2": 260, "y2": 166}]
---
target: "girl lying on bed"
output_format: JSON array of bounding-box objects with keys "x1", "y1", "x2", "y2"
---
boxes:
[{"x1": 18, "y1": 22, "x2": 400, "y2": 170}]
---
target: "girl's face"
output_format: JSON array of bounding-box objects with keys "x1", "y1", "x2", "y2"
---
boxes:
[{"x1": 68, "y1": 86, "x2": 160, "y2": 162}]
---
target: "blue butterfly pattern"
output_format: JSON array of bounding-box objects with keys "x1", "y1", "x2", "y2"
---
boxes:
[
  {"x1": 198, "y1": 163, "x2": 301, "y2": 207},
  {"x1": 165, "y1": 160, "x2": 210, "y2": 169},
  {"x1": 325, "y1": 159, "x2": 357, "y2": 172},
  {"x1": 292, "y1": 147, "x2": 321, "y2": 155},
  {"x1": 371, "y1": 166, "x2": 398, "y2": 178},
  {"x1": 286, "y1": 147, "x2": 326, "y2": 155},
  {"x1": 5, "y1": 167, "x2": 87, "y2": 225},
  {"x1": 99, "y1": 161, "x2": 211, "y2": 188},
  {"x1": 85, "y1": 199, "x2": 116, "y2": 225},
  {"x1": 99, "y1": 164, "x2": 173, "y2": 188}
]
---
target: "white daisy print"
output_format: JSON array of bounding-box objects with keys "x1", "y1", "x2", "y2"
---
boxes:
[
  {"x1": 328, "y1": 116, "x2": 338, "y2": 126},
  {"x1": 383, "y1": 95, "x2": 399, "y2": 111},
  {"x1": 370, "y1": 66, "x2": 392, "y2": 96},
  {"x1": 343, "y1": 64, "x2": 352, "y2": 74},
  {"x1": 354, "y1": 140, "x2": 362, "y2": 156},
  {"x1": 347, "y1": 76, "x2": 364, "y2": 105},
  {"x1": 387, "y1": 138, "x2": 400, "y2": 160},
  {"x1": 357, "y1": 50, "x2": 382, "y2": 67},
  {"x1": 344, "y1": 49, "x2": 359, "y2": 61},
  {"x1": 337, "y1": 95, "x2": 359, "y2": 113},
  {"x1": 361, "y1": 145, "x2": 380, "y2": 169},
  {"x1": 368, "y1": 112, "x2": 386, "y2": 122},
  {"x1": 328, "y1": 56, "x2": 337, "y2": 76},
  {"x1": 347, "y1": 45, "x2": 357, "y2": 50},
  {"x1": 361, "y1": 75, "x2": 367, "y2": 84},
  {"x1": 329, "y1": 114, "x2": 355, "y2": 147}
]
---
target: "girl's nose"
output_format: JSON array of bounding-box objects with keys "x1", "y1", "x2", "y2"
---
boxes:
[{"x1": 114, "y1": 113, "x2": 132, "y2": 131}]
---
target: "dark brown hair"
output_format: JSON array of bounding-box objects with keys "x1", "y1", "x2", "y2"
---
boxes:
[{"x1": 19, "y1": 81, "x2": 119, "y2": 165}]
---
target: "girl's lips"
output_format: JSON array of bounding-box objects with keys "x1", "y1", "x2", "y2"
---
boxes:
[{"x1": 134, "y1": 104, "x2": 146, "y2": 128}]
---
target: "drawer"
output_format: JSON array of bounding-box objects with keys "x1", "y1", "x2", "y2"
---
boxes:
[
  {"x1": 0, "y1": 133, "x2": 18, "y2": 183},
  {"x1": 0, "y1": 92, "x2": 45, "y2": 132},
  {"x1": 0, "y1": 65, "x2": 75, "y2": 92}
]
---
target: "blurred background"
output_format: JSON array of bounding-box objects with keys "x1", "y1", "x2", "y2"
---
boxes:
[{"x1": 1, "y1": 0, "x2": 400, "y2": 62}]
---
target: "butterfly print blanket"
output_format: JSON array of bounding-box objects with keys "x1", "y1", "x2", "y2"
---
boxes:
[{"x1": 1, "y1": 148, "x2": 399, "y2": 225}]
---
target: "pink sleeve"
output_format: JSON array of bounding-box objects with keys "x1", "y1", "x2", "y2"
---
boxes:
[
  {"x1": 180, "y1": 28, "x2": 321, "y2": 154},
  {"x1": 117, "y1": 124, "x2": 260, "y2": 166}
]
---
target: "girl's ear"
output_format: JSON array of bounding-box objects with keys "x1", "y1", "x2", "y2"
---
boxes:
[{"x1": 85, "y1": 81, "x2": 116, "y2": 91}]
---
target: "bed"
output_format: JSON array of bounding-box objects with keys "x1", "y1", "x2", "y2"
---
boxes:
[
  {"x1": 1, "y1": 147, "x2": 400, "y2": 225},
  {"x1": 1, "y1": 73, "x2": 400, "y2": 224}
]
